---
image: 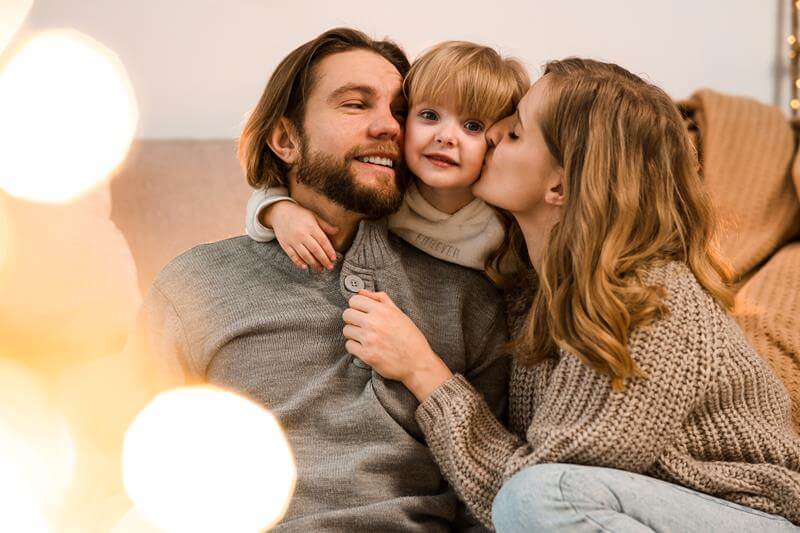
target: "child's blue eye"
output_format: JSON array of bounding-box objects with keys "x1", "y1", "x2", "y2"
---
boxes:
[
  {"x1": 419, "y1": 110, "x2": 438, "y2": 121},
  {"x1": 464, "y1": 120, "x2": 484, "y2": 133}
]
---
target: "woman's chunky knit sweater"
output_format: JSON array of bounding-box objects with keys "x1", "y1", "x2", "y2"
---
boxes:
[{"x1": 416, "y1": 261, "x2": 800, "y2": 529}]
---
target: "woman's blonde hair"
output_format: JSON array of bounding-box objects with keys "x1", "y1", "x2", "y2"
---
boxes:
[
  {"x1": 493, "y1": 58, "x2": 734, "y2": 390},
  {"x1": 404, "y1": 41, "x2": 530, "y2": 123}
]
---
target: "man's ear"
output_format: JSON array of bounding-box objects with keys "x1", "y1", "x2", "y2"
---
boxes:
[
  {"x1": 544, "y1": 168, "x2": 566, "y2": 207},
  {"x1": 267, "y1": 117, "x2": 300, "y2": 165}
]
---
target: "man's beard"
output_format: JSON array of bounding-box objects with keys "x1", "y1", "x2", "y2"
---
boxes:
[{"x1": 294, "y1": 139, "x2": 409, "y2": 219}]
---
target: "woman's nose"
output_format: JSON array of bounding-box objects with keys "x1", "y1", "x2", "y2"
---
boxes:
[{"x1": 486, "y1": 122, "x2": 501, "y2": 148}]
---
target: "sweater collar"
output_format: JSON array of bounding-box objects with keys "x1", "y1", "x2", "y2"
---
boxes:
[{"x1": 342, "y1": 217, "x2": 399, "y2": 270}]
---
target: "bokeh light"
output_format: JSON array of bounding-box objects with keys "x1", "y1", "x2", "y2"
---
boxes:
[
  {"x1": 0, "y1": 29, "x2": 138, "y2": 203},
  {"x1": 123, "y1": 386, "x2": 296, "y2": 533},
  {"x1": 0, "y1": 194, "x2": 8, "y2": 276},
  {"x1": 0, "y1": 357, "x2": 77, "y2": 531},
  {"x1": 0, "y1": 0, "x2": 32, "y2": 55}
]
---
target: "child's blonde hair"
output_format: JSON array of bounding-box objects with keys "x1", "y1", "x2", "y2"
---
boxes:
[{"x1": 404, "y1": 41, "x2": 530, "y2": 122}]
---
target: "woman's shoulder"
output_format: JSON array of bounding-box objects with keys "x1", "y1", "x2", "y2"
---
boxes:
[
  {"x1": 640, "y1": 260, "x2": 723, "y2": 318},
  {"x1": 632, "y1": 260, "x2": 733, "y2": 367}
]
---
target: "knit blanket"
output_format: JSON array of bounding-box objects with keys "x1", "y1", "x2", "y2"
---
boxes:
[{"x1": 680, "y1": 90, "x2": 800, "y2": 431}]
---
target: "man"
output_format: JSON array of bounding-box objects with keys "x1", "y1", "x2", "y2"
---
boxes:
[{"x1": 132, "y1": 28, "x2": 508, "y2": 531}]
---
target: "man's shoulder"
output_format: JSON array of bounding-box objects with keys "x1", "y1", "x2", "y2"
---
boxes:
[{"x1": 151, "y1": 236, "x2": 284, "y2": 297}]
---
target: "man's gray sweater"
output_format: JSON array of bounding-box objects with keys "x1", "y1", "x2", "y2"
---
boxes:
[{"x1": 129, "y1": 219, "x2": 509, "y2": 531}]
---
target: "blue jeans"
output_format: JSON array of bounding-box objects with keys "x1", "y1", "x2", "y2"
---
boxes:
[{"x1": 492, "y1": 463, "x2": 799, "y2": 532}]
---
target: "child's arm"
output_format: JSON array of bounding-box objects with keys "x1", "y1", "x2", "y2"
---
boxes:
[{"x1": 245, "y1": 187, "x2": 338, "y2": 272}]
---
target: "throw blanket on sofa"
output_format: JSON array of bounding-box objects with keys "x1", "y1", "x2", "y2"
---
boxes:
[{"x1": 680, "y1": 90, "x2": 800, "y2": 432}]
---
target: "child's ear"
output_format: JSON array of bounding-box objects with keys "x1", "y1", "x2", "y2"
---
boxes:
[
  {"x1": 267, "y1": 117, "x2": 300, "y2": 165},
  {"x1": 544, "y1": 169, "x2": 566, "y2": 207}
]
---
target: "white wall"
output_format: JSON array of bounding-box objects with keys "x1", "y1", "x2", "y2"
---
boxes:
[{"x1": 18, "y1": 0, "x2": 784, "y2": 138}]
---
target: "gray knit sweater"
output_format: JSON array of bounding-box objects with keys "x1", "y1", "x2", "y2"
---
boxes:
[
  {"x1": 417, "y1": 261, "x2": 800, "y2": 529},
  {"x1": 130, "y1": 219, "x2": 509, "y2": 532}
]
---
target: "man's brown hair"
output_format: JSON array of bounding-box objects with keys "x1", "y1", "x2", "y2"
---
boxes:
[{"x1": 238, "y1": 28, "x2": 410, "y2": 189}]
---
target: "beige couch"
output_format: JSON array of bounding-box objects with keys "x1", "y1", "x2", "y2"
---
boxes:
[{"x1": 110, "y1": 139, "x2": 252, "y2": 294}]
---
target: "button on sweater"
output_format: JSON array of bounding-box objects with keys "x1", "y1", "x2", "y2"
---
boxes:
[{"x1": 128, "y1": 219, "x2": 510, "y2": 532}]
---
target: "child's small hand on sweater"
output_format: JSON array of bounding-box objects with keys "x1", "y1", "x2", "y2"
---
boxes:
[{"x1": 266, "y1": 201, "x2": 339, "y2": 272}]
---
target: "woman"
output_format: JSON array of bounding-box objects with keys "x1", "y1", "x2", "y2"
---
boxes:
[{"x1": 341, "y1": 58, "x2": 800, "y2": 531}]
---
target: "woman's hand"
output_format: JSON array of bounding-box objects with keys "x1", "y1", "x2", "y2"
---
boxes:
[{"x1": 343, "y1": 290, "x2": 453, "y2": 402}]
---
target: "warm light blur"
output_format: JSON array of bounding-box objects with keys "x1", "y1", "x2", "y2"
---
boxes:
[
  {"x1": 123, "y1": 386, "x2": 296, "y2": 533},
  {"x1": 0, "y1": 195, "x2": 8, "y2": 275},
  {"x1": 0, "y1": 358, "x2": 77, "y2": 531},
  {"x1": 0, "y1": 0, "x2": 32, "y2": 55},
  {"x1": 0, "y1": 29, "x2": 138, "y2": 203}
]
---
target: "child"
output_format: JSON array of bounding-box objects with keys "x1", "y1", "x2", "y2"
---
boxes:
[{"x1": 245, "y1": 41, "x2": 529, "y2": 273}]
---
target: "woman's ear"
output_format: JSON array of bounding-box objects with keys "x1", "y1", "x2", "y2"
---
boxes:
[
  {"x1": 267, "y1": 117, "x2": 300, "y2": 165},
  {"x1": 544, "y1": 169, "x2": 566, "y2": 207}
]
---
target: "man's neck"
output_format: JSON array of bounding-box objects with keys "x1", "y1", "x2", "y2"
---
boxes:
[{"x1": 289, "y1": 179, "x2": 363, "y2": 253}]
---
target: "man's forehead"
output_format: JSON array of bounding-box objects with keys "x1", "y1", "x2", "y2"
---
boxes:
[{"x1": 314, "y1": 50, "x2": 402, "y2": 97}]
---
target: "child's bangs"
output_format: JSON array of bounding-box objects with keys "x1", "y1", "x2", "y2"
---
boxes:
[{"x1": 407, "y1": 53, "x2": 522, "y2": 123}]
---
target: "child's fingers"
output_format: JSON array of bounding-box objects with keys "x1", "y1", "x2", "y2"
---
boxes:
[
  {"x1": 305, "y1": 236, "x2": 334, "y2": 270},
  {"x1": 312, "y1": 231, "x2": 337, "y2": 264},
  {"x1": 285, "y1": 247, "x2": 309, "y2": 270},
  {"x1": 295, "y1": 244, "x2": 325, "y2": 272}
]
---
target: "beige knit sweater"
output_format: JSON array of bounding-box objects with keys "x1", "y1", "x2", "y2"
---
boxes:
[{"x1": 416, "y1": 261, "x2": 800, "y2": 529}]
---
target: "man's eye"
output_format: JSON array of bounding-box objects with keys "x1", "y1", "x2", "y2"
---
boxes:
[
  {"x1": 343, "y1": 102, "x2": 366, "y2": 109},
  {"x1": 464, "y1": 120, "x2": 484, "y2": 133},
  {"x1": 392, "y1": 107, "x2": 408, "y2": 121},
  {"x1": 419, "y1": 110, "x2": 438, "y2": 121}
]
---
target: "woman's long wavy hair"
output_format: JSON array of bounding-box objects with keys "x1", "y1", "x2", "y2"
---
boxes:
[{"x1": 488, "y1": 58, "x2": 734, "y2": 390}]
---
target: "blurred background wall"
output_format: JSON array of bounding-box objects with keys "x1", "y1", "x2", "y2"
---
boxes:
[{"x1": 20, "y1": 0, "x2": 787, "y2": 139}]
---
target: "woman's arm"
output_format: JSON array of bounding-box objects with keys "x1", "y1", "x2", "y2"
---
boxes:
[{"x1": 415, "y1": 275, "x2": 723, "y2": 529}]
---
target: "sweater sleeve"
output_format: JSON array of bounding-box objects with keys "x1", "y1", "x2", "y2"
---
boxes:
[
  {"x1": 416, "y1": 272, "x2": 721, "y2": 529},
  {"x1": 122, "y1": 282, "x2": 200, "y2": 393},
  {"x1": 245, "y1": 187, "x2": 294, "y2": 242}
]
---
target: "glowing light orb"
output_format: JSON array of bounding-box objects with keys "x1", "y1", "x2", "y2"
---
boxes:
[
  {"x1": 0, "y1": 358, "x2": 77, "y2": 531},
  {"x1": 0, "y1": 30, "x2": 138, "y2": 203},
  {"x1": 0, "y1": 195, "x2": 8, "y2": 275},
  {"x1": 0, "y1": 0, "x2": 32, "y2": 54},
  {"x1": 123, "y1": 387, "x2": 296, "y2": 533}
]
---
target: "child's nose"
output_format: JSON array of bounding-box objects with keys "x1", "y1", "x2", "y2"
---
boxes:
[{"x1": 434, "y1": 126, "x2": 457, "y2": 146}]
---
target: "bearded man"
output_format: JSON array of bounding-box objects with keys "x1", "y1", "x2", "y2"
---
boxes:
[{"x1": 129, "y1": 28, "x2": 508, "y2": 531}]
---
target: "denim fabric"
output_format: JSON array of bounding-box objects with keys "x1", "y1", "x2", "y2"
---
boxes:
[{"x1": 492, "y1": 463, "x2": 800, "y2": 533}]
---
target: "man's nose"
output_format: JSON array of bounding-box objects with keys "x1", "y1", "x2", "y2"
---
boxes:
[{"x1": 368, "y1": 107, "x2": 402, "y2": 141}]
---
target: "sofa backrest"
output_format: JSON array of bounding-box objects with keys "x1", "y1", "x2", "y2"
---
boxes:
[{"x1": 110, "y1": 139, "x2": 252, "y2": 294}]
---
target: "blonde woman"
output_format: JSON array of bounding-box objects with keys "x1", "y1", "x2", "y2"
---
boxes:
[{"x1": 341, "y1": 58, "x2": 800, "y2": 532}]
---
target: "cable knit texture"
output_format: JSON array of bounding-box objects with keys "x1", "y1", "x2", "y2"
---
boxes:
[{"x1": 416, "y1": 261, "x2": 800, "y2": 529}]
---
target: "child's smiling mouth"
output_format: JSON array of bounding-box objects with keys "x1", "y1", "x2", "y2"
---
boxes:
[{"x1": 424, "y1": 153, "x2": 459, "y2": 167}]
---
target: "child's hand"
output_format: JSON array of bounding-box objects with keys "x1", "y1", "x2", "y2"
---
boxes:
[{"x1": 268, "y1": 201, "x2": 338, "y2": 272}]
